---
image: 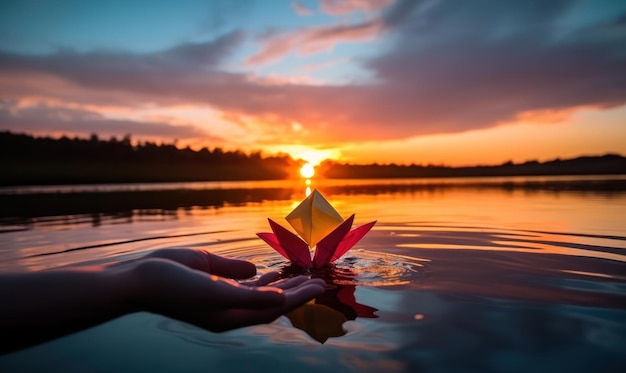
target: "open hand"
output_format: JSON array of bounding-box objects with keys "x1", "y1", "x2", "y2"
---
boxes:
[
  {"x1": 0, "y1": 248, "x2": 326, "y2": 354},
  {"x1": 115, "y1": 248, "x2": 326, "y2": 331}
]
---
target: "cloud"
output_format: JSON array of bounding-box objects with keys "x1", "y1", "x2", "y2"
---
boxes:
[
  {"x1": 356, "y1": 0, "x2": 626, "y2": 133},
  {"x1": 245, "y1": 0, "x2": 398, "y2": 66},
  {"x1": 0, "y1": 30, "x2": 245, "y2": 82},
  {"x1": 321, "y1": 0, "x2": 395, "y2": 15},
  {"x1": 241, "y1": 0, "x2": 626, "y2": 142},
  {"x1": 245, "y1": 20, "x2": 382, "y2": 65},
  {"x1": 298, "y1": 57, "x2": 350, "y2": 73},
  {"x1": 292, "y1": 1, "x2": 314, "y2": 16},
  {"x1": 0, "y1": 101, "x2": 215, "y2": 140},
  {"x1": 0, "y1": 31, "x2": 251, "y2": 108},
  {"x1": 0, "y1": 1, "x2": 625, "y2": 145}
]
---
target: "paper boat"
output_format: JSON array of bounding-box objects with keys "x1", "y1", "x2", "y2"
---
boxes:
[{"x1": 257, "y1": 190, "x2": 376, "y2": 268}]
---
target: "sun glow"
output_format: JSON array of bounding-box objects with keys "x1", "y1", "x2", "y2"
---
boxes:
[
  {"x1": 300, "y1": 162, "x2": 315, "y2": 178},
  {"x1": 270, "y1": 145, "x2": 341, "y2": 166}
]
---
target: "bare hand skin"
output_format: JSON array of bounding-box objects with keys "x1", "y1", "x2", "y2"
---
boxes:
[{"x1": 0, "y1": 248, "x2": 326, "y2": 354}]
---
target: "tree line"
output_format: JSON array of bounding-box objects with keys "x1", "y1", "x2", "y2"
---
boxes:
[
  {"x1": 0, "y1": 131, "x2": 299, "y2": 185},
  {"x1": 0, "y1": 131, "x2": 294, "y2": 166},
  {"x1": 317, "y1": 154, "x2": 626, "y2": 179},
  {"x1": 1, "y1": 131, "x2": 624, "y2": 186}
]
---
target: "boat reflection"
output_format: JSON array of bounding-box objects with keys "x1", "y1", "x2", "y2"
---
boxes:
[{"x1": 281, "y1": 265, "x2": 378, "y2": 343}]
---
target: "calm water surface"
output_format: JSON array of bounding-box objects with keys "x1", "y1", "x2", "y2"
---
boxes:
[{"x1": 0, "y1": 176, "x2": 625, "y2": 372}]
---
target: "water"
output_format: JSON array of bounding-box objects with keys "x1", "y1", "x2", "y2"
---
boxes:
[{"x1": 1, "y1": 176, "x2": 625, "y2": 372}]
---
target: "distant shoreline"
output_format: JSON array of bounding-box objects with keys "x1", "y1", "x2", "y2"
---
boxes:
[
  {"x1": 3, "y1": 155, "x2": 625, "y2": 187},
  {"x1": 2, "y1": 161, "x2": 626, "y2": 187},
  {"x1": 1, "y1": 131, "x2": 625, "y2": 186}
]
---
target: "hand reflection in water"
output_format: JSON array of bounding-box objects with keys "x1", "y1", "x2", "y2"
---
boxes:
[
  {"x1": 282, "y1": 265, "x2": 378, "y2": 343},
  {"x1": 0, "y1": 248, "x2": 325, "y2": 354}
]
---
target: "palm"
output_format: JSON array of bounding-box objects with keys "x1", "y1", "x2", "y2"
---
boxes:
[{"x1": 122, "y1": 248, "x2": 325, "y2": 331}]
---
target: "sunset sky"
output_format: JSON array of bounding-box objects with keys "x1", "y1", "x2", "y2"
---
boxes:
[{"x1": 1, "y1": 0, "x2": 625, "y2": 166}]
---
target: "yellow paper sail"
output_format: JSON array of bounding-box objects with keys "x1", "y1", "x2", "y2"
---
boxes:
[{"x1": 286, "y1": 189, "x2": 344, "y2": 247}]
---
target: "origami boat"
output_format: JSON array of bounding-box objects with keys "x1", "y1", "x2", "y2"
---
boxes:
[{"x1": 257, "y1": 189, "x2": 376, "y2": 268}]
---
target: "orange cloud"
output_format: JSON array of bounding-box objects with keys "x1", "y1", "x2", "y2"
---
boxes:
[{"x1": 516, "y1": 109, "x2": 576, "y2": 124}]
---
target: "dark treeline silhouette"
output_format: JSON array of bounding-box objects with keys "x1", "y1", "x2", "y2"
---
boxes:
[
  {"x1": 1, "y1": 132, "x2": 284, "y2": 165},
  {"x1": 0, "y1": 131, "x2": 300, "y2": 185},
  {"x1": 1, "y1": 131, "x2": 625, "y2": 186},
  {"x1": 318, "y1": 154, "x2": 626, "y2": 179}
]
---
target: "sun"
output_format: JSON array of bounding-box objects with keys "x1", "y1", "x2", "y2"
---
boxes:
[
  {"x1": 268, "y1": 145, "x2": 340, "y2": 165},
  {"x1": 300, "y1": 162, "x2": 315, "y2": 178},
  {"x1": 263, "y1": 145, "x2": 340, "y2": 179}
]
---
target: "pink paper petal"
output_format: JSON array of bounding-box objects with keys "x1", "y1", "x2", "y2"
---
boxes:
[
  {"x1": 268, "y1": 218, "x2": 312, "y2": 267},
  {"x1": 256, "y1": 233, "x2": 290, "y2": 261},
  {"x1": 330, "y1": 220, "x2": 377, "y2": 262},
  {"x1": 256, "y1": 231, "x2": 311, "y2": 268},
  {"x1": 313, "y1": 215, "x2": 355, "y2": 268}
]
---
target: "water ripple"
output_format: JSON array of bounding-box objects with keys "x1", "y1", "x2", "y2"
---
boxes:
[
  {"x1": 212, "y1": 243, "x2": 427, "y2": 287},
  {"x1": 366, "y1": 223, "x2": 626, "y2": 308}
]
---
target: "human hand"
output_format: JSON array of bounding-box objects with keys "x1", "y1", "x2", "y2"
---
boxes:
[
  {"x1": 114, "y1": 248, "x2": 326, "y2": 331},
  {"x1": 0, "y1": 248, "x2": 325, "y2": 354}
]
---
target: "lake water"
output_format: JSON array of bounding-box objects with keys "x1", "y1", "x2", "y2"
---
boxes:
[{"x1": 1, "y1": 176, "x2": 625, "y2": 372}]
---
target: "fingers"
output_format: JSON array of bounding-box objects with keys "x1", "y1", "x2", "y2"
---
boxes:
[
  {"x1": 281, "y1": 281, "x2": 326, "y2": 310},
  {"x1": 240, "y1": 272, "x2": 281, "y2": 287},
  {"x1": 145, "y1": 248, "x2": 257, "y2": 279},
  {"x1": 272, "y1": 276, "x2": 325, "y2": 290},
  {"x1": 204, "y1": 254, "x2": 257, "y2": 280},
  {"x1": 136, "y1": 250, "x2": 326, "y2": 321},
  {"x1": 242, "y1": 274, "x2": 321, "y2": 289},
  {"x1": 206, "y1": 276, "x2": 286, "y2": 309},
  {"x1": 206, "y1": 279, "x2": 326, "y2": 332},
  {"x1": 131, "y1": 258, "x2": 282, "y2": 312}
]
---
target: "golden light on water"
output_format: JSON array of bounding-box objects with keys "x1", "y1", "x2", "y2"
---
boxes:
[{"x1": 300, "y1": 163, "x2": 315, "y2": 178}]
